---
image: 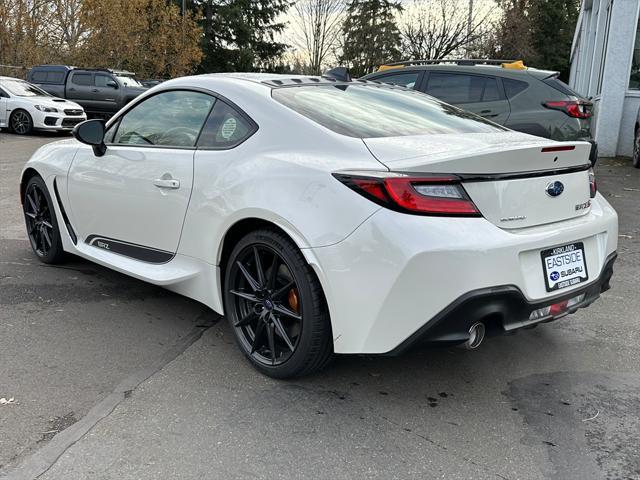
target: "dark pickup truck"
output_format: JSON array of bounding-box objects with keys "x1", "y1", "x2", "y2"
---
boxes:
[{"x1": 28, "y1": 65, "x2": 147, "y2": 118}]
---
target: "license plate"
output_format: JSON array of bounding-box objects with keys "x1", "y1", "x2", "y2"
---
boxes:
[{"x1": 540, "y1": 242, "x2": 588, "y2": 292}]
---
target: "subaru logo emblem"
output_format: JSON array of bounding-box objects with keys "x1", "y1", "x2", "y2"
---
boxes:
[{"x1": 545, "y1": 181, "x2": 564, "y2": 197}]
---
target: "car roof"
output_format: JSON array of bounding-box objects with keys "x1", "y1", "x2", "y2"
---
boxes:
[
  {"x1": 199, "y1": 72, "x2": 370, "y2": 88},
  {"x1": 0, "y1": 76, "x2": 27, "y2": 82},
  {"x1": 364, "y1": 63, "x2": 557, "y2": 80}
]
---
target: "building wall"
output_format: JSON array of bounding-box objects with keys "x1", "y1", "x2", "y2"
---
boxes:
[{"x1": 570, "y1": 0, "x2": 640, "y2": 157}]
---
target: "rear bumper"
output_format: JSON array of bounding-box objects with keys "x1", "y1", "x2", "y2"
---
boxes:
[
  {"x1": 386, "y1": 252, "x2": 616, "y2": 355},
  {"x1": 311, "y1": 194, "x2": 618, "y2": 354}
]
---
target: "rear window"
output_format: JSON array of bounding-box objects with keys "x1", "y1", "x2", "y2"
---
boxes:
[
  {"x1": 32, "y1": 70, "x2": 66, "y2": 84},
  {"x1": 272, "y1": 84, "x2": 505, "y2": 138},
  {"x1": 503, "y1": 78, "x2": 529, "y2": 98},
  {"x1": 542, "y1": 75, "x2": 581, "y2": 97}
]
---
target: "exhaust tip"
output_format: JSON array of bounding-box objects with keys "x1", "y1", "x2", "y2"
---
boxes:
[{"x1": 464, "y1": 322, "x2": 485, "y2": 350}]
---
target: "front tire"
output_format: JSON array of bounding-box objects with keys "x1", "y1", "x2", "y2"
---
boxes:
[
  {"x1": 633, "y1": 126, "x2": 640, "y2": 169},
  {"x1": 10, "y1": 109, "x2": 33, "y2": 135},
  {"x1": 223, "y1": 229, "x2": 333, "y2": 378},
  {"x1": 23, "y1": 176, "x2": 65, "y2": 264}
]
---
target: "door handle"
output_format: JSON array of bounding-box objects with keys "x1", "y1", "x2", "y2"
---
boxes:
[
  {"x1": 69, "y1": 88, "x2": 75, "y2": 92},
  {"x1": 91, "y1": 88, "x2": 99, "y2": 93},
  {"x1": 153, "y1": 178, "x2": 180, "y2": 189}
]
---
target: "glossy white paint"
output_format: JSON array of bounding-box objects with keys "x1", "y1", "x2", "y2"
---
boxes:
[
  {"x1": 0, "y1": 76, "x2": 86, "y2": 131},
  {"x1": 21, "y1": 73, "x2": 619, "y2": 355},
  {"x1": 67, "y1": 145, "x2": 195, "y2": 253}
]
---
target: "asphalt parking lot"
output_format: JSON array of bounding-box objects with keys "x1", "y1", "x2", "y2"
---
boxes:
[{"x1": 1, "y1": 131, "x2": 639, "y2": 480}]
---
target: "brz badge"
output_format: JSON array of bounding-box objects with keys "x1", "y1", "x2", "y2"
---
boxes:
[
  {"x1": 545, "y1": 181, "x2": 564, "y2": 197},
  {"x1": 96, "y1": 240, "x2": 110, "y2": 250},
  {"x1": 500, "y1": 215, "x2": 526, "y2": 222},
  {"x1": 575, "y1": 200, "x2": 591, "y2": 211}
]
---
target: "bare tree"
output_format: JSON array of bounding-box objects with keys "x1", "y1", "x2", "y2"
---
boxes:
[
  {"x1": 291, "y1": 0, "x2": 344, "y2": 75},
  {"x1": 399, "y1": 0, "x2": 493, "y2": 60}
]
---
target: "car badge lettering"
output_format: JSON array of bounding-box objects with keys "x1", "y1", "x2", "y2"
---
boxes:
[
  {"x1": 96, "y1": 240, "x2": 110, "y2": 250},
  {"x1": 500, "y1": 215, "x2": 526, "y2": 222},
  {"x1": 545, "y1": 181, "x2": 564, "y2": 197},
  {"x1": 575, "y1": 200, "x2": 591, "y2": 211}
]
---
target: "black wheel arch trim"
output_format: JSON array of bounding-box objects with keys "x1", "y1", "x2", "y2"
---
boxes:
[
  {"x1": 85, "y1": 234, "x2": 174, "y2": 264},
  {"x1": 52, "y1": 177, "x2": 77, "y2": 244}
]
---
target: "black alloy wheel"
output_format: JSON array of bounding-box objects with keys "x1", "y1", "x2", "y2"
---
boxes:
[
  {"x1": 11, "y1": 110, "x2": 33, "y2": 135},
  {"x1": 224, "y1": 229, "x2": 333, "y2": 378},
  {"x1": 23, "y1": 176, "x2": 65, "y2": 264}
]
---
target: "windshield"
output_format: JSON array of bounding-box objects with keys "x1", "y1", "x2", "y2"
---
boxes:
[
  {"x1": 1, "y1": 79, "x2": 50, "y2": 97},
  {"x1": 116, "y1": 75, "x2": 143, "y2": 87},
  {"x1": 272, "y1": 84, "x2": 506, "y2": 138}
]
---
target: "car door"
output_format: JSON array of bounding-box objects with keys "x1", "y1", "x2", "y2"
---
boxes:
[
  {"x1": 423, "y1": 72, "x2": 511, "y2": 124},
  {"x1": 67, "y1": 89, "x2": 216, "y2": 260},
  {"x1": 66, "y1": 72, "x2": 95, "y2": 110},
  {"x1": 93, "y1": 73, "x2": 120, "y2": 113}
]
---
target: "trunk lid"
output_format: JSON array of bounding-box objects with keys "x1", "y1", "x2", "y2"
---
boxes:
[{"x1": 363, "y1": 132, "x2": 593, "y2": 229}]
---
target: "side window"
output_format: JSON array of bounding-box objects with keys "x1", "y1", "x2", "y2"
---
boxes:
[
  {"x1": 197, "y1": 100, "x2": 257, "y2": 149},
  {"x1": 47, "y1": 71, "x2": 65, "y2": 84},
  {"x1": 95, "y1": 74, "x2": 115, "y2": 88},
  {"x1": 503, "y1": 79, "x2": 529, "y2": 99},
  {"x1": 375, "y1": 72, "x2": 420, "y2": 89},
  {"x1": 72, "y1": 73, "x2": 92, "y2": 86},
  {"x1": 482, "y1": 77, "x2": 500, "y2": 101},
  {"x1": 31, "y1": 71, "x2": 47, "y2": 82},
  {"x1": 104, "y1": 119, "x2": 120, "y2": 144},
  {"x1": 112, "y1": 90, "x2": 215, "y2": 148},
  {"x1": 0, "y1": 88, "x2": 8, "y2": 98},
  {"x1": 425, "y1": 73, "x2": 487, "y2": 104}
]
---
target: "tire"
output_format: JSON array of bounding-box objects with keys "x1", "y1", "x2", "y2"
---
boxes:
[
  {"x1": 223, "y1": 228, "x2": 333, "y2": 378},
  {"x1": 23, "y1": 176, "x2": 66, "y2": 264},
  {"x1": 10, "y1": 109, "x2": 34, "y2": 135},
  {"x1": 633, "y1": 126, "x2": 640, "y2": 169}
]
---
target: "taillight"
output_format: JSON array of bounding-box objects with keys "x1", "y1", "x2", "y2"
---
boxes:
[
  {"x1": 543, "y1": 100, "x2": 592, "y2": 119},
  {"x1": 588, "y1": 167, "x2": 597, "y2": 198},
  {"x1": 333, "y1": 172, "x2": 481, "y2": 216}
]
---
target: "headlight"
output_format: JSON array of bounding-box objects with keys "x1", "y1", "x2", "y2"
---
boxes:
[{"x1": 34, "y1": 105, "x2": 58, "y2": 113}]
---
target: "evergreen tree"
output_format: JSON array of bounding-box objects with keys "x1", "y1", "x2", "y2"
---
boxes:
[
  {"x1": 340, "y1": 0, "x2": 402, "y2": 77},
  {"x1": 529, "y1": 0, "x2": 579, "y2": 80},
  {"x1": 196, "y1": 0, "x2": 291, "y2": 72}
]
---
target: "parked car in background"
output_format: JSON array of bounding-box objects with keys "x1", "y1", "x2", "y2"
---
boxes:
[
  {"x1": 0, "y1": 76, "x2": 86, "y2": 135},
  {"x1": 20, "y1": 74, "x2": 617, "y2": 378},
  {"x1": 362, "y1": 60, "x2": 597, "y2": 163},
  {"x1": 633, "y1": 108, "x2": 640, "y2": 168},
  {"x1": 28, "y1": 65, "x2": 147, "y2": 118},
  {"x1": 140, "y1": 79, "x2": 166, "y2": 88}
]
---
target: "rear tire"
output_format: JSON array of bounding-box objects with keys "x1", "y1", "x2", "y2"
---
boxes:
[
  {"x1": 23, "y1": 176, "x2": 66, "y2": 264},
  {"x1": 633, "y1": 126, "x2": 640, "y2": 169},
  {"x1": 223, "y1": 228, "x2": 333, "y2": 378}
]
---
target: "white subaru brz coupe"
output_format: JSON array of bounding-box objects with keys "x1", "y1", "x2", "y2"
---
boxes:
[{"x1": 20, "y1": 73, "x2": 618, "y2": 378}]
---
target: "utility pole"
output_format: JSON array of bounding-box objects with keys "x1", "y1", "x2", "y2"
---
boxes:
[
  {"x1": 182, "y1": 0, "x2": 186, "y2": 46},
  {"x1": 466, "y1": 0, "x2": 474, "y2": 57}
]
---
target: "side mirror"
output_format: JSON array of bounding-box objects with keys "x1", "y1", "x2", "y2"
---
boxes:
[
  {"x1": 73, "y1": 119, "x2": 107, "y2": 156},
  {"x1": 106, "y1": 80, "x2": 118, "y2": 89}
]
